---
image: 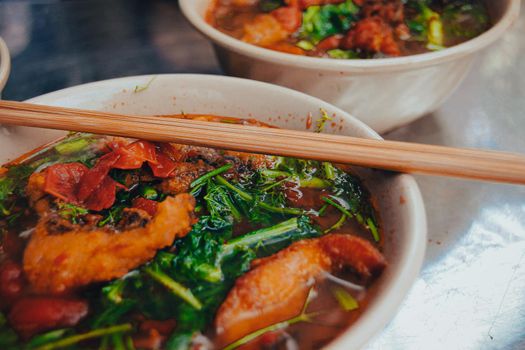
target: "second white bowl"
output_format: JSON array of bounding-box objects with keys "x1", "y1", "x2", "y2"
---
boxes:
[{"x1": 180, "y1": 0, "x2": 521, "y2": 133}]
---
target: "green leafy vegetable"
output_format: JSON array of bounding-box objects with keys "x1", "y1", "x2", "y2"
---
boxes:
[
  {"x1": 0, "y1": 312, "x2": 18, "y2": 349},
  {"x1": 165, "y1": 331, "x2": 194, "y2": 350},
  {"x1": 222, "y1": 216, "x2": 319, "y2": 257},
  {"x1": 216, "y1": 175, "x2": 303, "y2": 216},
  {"x1": 25, "y1": 329, "x2": 70, "y2": 348},
  {"x1": 315, "y1": 109, "x2": 333, "y2": 133},
  {"x1": 138, "y1": 185, "x2": 159, "y2": 200},
  {"x1": 143, "y1": 266, "x2": 203, "y2": 310},
  {"x1": 32, "y1": 324, "x2": 132, "y2": 350},
  {"x1": 406, "y1": 1, "x2": 444, "y2": 50},
  {"x1": 54, "y1": 137, "x2": 92, "y2": 155},
  {"x1": 57, "y1": 202, "x2": 89, "y2": 224},
  {"x1": 324, "y1": 213, "x2": 348, "y2": 234},
  {"x1": 296, "y1": 40, "x2": 315, "y2": 51},
  {"x1": 0, "y1": 164, "x2": 33, "y2": 217},
  {"x1": 90, "y1": 300, "x2": 136, "y2": 329},
  {"x1": 300, "y1": 0, "x2": 360, "y2": 44},
  {"x1": 134, "y1": 76, "x2": 157, "y2": 93},
  {"x1": 327, "y1": 48, "x2": 359, "y2": 59},
  {"x1": 190, "y1": 163, "x2": 233, "y2": 194}
]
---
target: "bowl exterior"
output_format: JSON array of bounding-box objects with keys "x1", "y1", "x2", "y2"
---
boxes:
[
  {"x1": 0, "y1": 37, "x2": 11, "y2": 97},
  {"x1": 0, "y1": 74, "x2": 427, "y2": 350},
  {"x1": 181, "y1": 0, "x2": 519, "y2": 133},
  {"x1": 214, "y1": 44, "x2": 474, "y2": 133}
]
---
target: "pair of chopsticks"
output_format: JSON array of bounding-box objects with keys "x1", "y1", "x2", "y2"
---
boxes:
[{"x1": 0, "y1": 100, "x2": 523, "y2": 185}]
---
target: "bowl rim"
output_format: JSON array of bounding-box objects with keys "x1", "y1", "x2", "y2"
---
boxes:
[
  {"x1": 180, "y1": 0, "x2": 521, "y2": 73},
  {"x1": 0, "y1": 36, "x2": 11, "y2": 93},
  {"x1": 23, "y1": 74, "x2": 428, "y2": 349}
]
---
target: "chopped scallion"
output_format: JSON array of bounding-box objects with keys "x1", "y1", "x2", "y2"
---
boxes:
[
  {"x1": 331, "y1": 287, "x2": 359, "y2": 311},
  {"x1": 33, "y1": 324, "x2": 132, "y2": 350}
]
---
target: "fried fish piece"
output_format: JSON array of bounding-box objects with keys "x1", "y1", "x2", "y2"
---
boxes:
[
  {"x1": 215, "y1": 234, "x2": 386, "y2": 346},
  {"x1": 23, "y1": 194, "x2": 195, "y2": 294}
]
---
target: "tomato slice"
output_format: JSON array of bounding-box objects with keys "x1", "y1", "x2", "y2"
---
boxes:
[
  {"x1": 132, "y1": 197, "x2": 158, "y2": 216},
  {"x1": 148, "y1": 151, "x2": 177, "y2": 178},
  {"x1": 77, "y1": 151, "x2": 120, "y2": 202},
  {"x1": 159, "y1": 143, "x2": 187, "y2": 162},
  {"x1": 112, "y1": 150, "x2": 144, "y2": 170},
  {"x1": 83, "y1": 176, "x2": 118, "y2": 211},
  {"x1": 128, "y1": 140, "x2": 157, "y2": 163},
  {"x1": 113, "y1": 140, "x2": 158, "y2": 170},
  {"x1": 44, "y1": 163, "x2": 89, "y2": 203}
]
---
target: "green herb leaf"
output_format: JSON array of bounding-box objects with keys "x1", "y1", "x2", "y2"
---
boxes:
[
  {"x1": 190, "y1": 164, "x2": 233, "y2": 192},
  {"x1": 315, "y1": 108, "x2": 333, "y2": 133},
  {"x1": 54, "y1": 137, "x2": 92, "y2": 155},
  {"x1": 143, "y1": 266, "x2": 203, "y2": 310},
  {"x1": 296, "y1": 40, "x2": 315, "y2": 51},
  {"x1": 57, "y1": 202, "x2": 89, "y2": 224},
  {"x1": 33, "y1": 324, "x2": 132, "y2": 350},
  {"x1": 26, "y1": 329, "x2": 70, "y2": 348},
  {"x1": 327, "y1": 49, "x2": 359, "y2": 59},
  {"x1": 165, "y1": 331, "x2": 194, "y2": 350},
  {"x1": 134, "y1": 76, "x2": 157, "y2": 93},
  {"x1": 300, "y1": 0, "x2": 360, "y2": 43}
]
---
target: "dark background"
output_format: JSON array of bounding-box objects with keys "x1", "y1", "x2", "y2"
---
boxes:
[{"x1": 0, "y1": 0, "x2": 220, "y2": 100}]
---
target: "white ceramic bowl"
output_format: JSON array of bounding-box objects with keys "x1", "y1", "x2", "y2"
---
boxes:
[
  {"x1": 0, "y1": 37, "x2": 10, "y2": 96},
  {"x1": 0, "y1": 74, "x2": 427, "y2": 349},
  {"x1": 180, "y1": 0, "x2": 521, "y2": 133}
]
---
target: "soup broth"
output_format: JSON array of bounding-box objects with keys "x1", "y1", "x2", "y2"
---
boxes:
[
  {"x1": 0, "y1": 115, "x2": 385, "y2": 350},
  {"x1": 207, "y1": 0, "x2": 491, "y2": 59}
]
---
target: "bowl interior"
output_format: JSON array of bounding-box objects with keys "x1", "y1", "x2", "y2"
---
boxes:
[{"x1": 0, "y1": 74, "x2": 426, "y2": 349}]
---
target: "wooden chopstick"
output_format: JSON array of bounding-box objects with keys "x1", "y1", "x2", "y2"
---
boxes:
[{"x1": 0, "y1": 100, "x2": 524, "y2": 185}]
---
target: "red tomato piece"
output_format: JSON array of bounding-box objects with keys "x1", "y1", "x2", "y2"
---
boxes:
[
  {"x1": 112, "y1": 150, "x2": 144, "y2": 170},
  {"x1": 127, "y1": 141, "x2": 157, "y2": 163},
  {"x1": 271, "y1": 6, "x2": 302, "y2": 32},
  {"x1": 113, "y1": 140, "x2": 157, "y2": 170},
  {"x1": 44, "y1": 163, "x2": 88, "y2": 203},
  {"x1": 83, "y1": 176, "x2": 118, "y2": 211},
  {"x1": 77, "y1": 151, "x2": 120, "y2": 202},
  {"x1": 132, "y1": 197, "x2": 158, "y2": 216},
  {"x1": 148, "y1": 152, "x2": 177, "y2": 178},
  {"x1": 0, "y1": 261, "x2": 25, "y2": 305},
  {"x1": 9, "y1": 297, "x2": 88, "y2": 338},
  {"x1": 317, "y1": 34, "x2": 343, "y2": 51},
  {"x1": 106, "y1": 138, "x2": 131, "y2": 151},
  {"x1": 158, "y1": 143, "x2": 187, "y2": 162}
]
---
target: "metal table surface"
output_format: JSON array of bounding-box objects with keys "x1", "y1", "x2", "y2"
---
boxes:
[{"x1": 1, "y1": 1, "x2": 524, "y2": 349}]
